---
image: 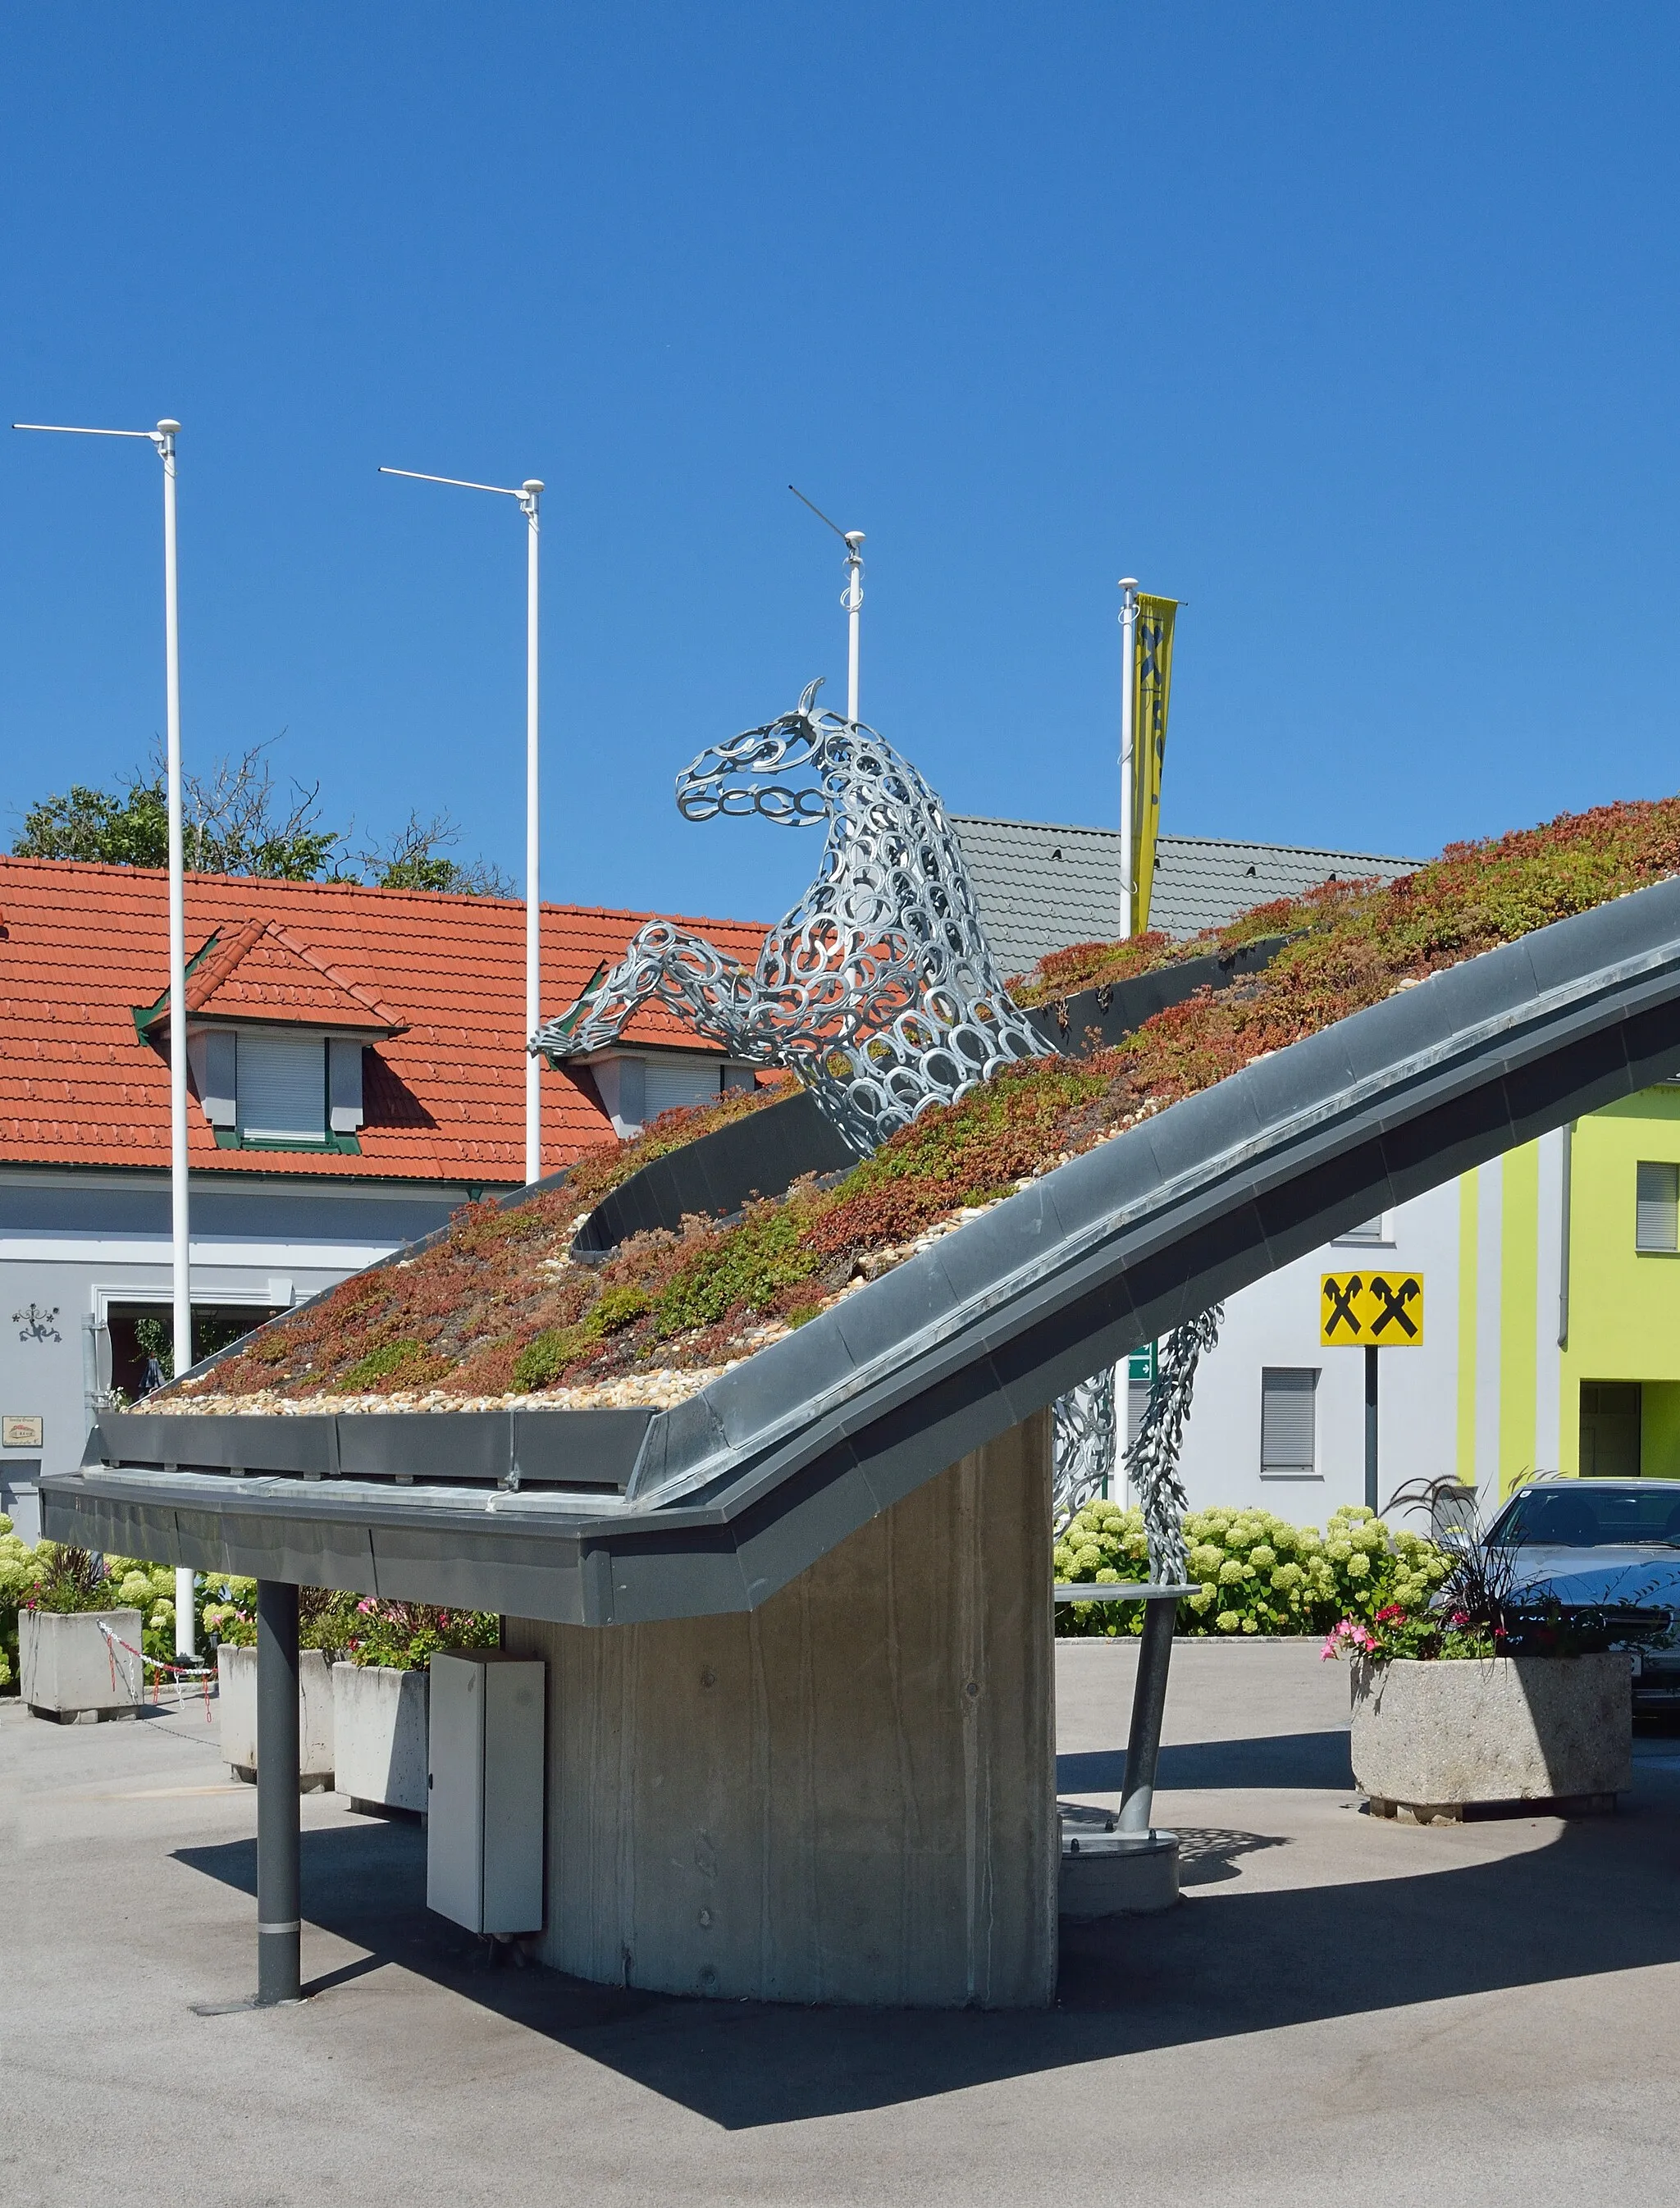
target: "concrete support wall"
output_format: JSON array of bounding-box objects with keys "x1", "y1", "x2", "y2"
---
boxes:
[{"x1": 505, "y1": 1410, "x2": 1057, "y2": 2009}]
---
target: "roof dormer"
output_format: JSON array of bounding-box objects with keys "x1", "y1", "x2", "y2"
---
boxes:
[{"x1": 133, "y1": 918, "x2": 407, "y2": 1153}]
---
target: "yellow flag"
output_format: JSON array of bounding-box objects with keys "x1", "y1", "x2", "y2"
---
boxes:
[{"x1": 1130, "y1": 594, "x2": 1177, "y2": 935}]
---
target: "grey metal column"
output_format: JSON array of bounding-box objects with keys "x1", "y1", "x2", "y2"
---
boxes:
[
  {"x1": 1116, "y1": 1594, "x2": 1176, "y2": 1836},
  {"x1": 1365, "y1": 1344, "x2": 1380, "y2": 1513},
  {"x1": 255, "y1": 1580, "x2": 301, "y2": 2005}
]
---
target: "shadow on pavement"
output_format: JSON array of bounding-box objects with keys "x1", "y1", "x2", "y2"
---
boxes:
[
  {"x1": 1057, "y1": 1729, "x2": 1353, "y2": 1794},
  {"x1": 176, "y1": 1772, "x2": 1680, "y2": 2129}
]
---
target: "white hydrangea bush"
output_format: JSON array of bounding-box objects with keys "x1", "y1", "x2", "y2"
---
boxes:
[
  {"x1": 0, "y1": 1512, "x2": 43, "y2": 1690},
  {"x1": 1056, "y1": 1500, "x2": 1451, "y2": 1638}
]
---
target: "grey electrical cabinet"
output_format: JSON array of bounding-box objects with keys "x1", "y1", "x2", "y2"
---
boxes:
[{"x1": 426, "y1": 1650, "x2": 546, "y2": 1936}]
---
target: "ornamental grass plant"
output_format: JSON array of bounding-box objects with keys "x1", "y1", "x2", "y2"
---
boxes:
[
  {"x1": 1054, "y1": 1501, "x2": 1452, "y2": 1638},
  {"x1": 149, "y1": 796, "x2": 1680, "y2": 1408}
]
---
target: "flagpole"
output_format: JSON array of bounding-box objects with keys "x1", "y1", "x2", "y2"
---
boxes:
[
  {"x1": 157, "y1": 422, "x2": 194, "y2": 1657},
  {"x1": 521, "y1": 481, "x2": 541, "y2": 1185},
  {"x1": 1117, "y1": 577, "x2": 1139, "y2": 941}
]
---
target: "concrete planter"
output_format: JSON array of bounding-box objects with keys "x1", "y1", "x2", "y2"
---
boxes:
[
  {"x1": 332, "y1": 1661, "x2": 429, "y2": 1815},
  {"x1": 21, "y1": 1608, "x2": 145, "y2": 1721},
  {"x1": 1350, "y1": 1653, "x2": 1632, "y2": 1820},
  {"x1": 216, "y1": 1643, "x2": 336, "y2": 1790}
]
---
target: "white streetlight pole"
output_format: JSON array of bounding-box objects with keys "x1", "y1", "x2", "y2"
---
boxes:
[
  {"x1": 790, "y1": 486, "x2": 865, "y2": 723},
  {"x1": 1117, "y1": 577, "x2": 1139, "y2": 942},
  {"x1": 843, "y1": 531, "x2": 865, "y2": 724},
  {"x1": 380, "y1": 467, "x2": 545, "y2": 1184},
  {"x1": 13, "y1": 417, "x2": 196, "y2": 1658}
]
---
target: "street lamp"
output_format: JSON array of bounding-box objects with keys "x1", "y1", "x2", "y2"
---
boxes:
[
  {"x1": 13, "y1": 417, "x2": 196, "y2": 1657},
  {"x1": 789, "y1": 486, "x2": 865, "y2": 723},
  {"x1": 380, "y1": 467, "x2": 545, "y2": 1183}
]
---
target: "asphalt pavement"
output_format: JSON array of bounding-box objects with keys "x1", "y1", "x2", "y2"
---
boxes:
[{"x1": 6, "y1": 1639, "x2": 1679, "y2": 2208}]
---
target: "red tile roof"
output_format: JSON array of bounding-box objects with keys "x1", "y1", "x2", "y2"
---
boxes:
[
  {"x1": 0, "y1": 857, "x2": 769, "y2": 1184},
  {"x1": 136, "y1": 915, "x2": 409, "y2": 1036}
]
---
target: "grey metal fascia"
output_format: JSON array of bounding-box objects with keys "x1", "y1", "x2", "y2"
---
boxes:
[{"x1": 47, "y1": 873, "x2": 1680, "y2": 1623}]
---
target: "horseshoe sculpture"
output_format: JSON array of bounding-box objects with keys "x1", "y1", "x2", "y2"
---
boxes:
[
  {"x1": 532, "y1": 681, "x2": 1210, "y2": 1553},
  {"x1": 531, "y1": 682, "x2": 1046, "y2": 1156}
]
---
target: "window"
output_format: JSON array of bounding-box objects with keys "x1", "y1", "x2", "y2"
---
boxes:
[
  {"x1": 1637, "y1": 1161, "x2": 1679, "y2": 1252},
  {"x1": 238, "y1": 1031, "x2": 327, "y2": 1144},
  {"x1": 1579, "y1": 1382, "x2": 1642, "y2": 1478},
  {"x1": 188, "y1": 1026, "x2": 365, "y2": 1151},
  {"x1": 1334, "y1": 1215, "x2": 1390, "y2": 1246},
  {"x1": 643, "y1": 1056, "x2": 724, "y2": 1122},
  {"x1": 1261, "y1": 1367, "x2": 1318, "y2": 1477},
  {"x1": 589, "y1": 1052, "x2": 749, "y2": 1138}
]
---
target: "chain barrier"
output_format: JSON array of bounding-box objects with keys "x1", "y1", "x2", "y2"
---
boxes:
[{"x1": 94, "y1": 1617, "x2": 217, "y2": 1720}]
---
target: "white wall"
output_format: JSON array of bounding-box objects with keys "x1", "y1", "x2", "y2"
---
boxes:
[{"x1": 1144, "y1": 1178, "x2": 1462, "y2": 1522}]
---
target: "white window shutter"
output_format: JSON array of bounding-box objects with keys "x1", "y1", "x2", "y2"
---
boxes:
[
  {"x1": 642, "y1": 1056, "x2": 723, "y2": 1122},
  {"x1": 1261, "y1": 1367, "x2": 1317, "y2": 1476},
  {"x1": 238, "y1": 1031, "x2": 326, "y2": 1144},
  {"x1": 1636, "y1": 1161, "x2": 1678, "y2": 1252}
]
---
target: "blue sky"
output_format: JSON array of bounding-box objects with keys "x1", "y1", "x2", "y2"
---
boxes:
[{"x1": 2, "y1": 5, "x2": 1678, "y2": 933}]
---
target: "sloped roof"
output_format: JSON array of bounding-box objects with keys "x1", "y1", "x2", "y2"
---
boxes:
[
  {"x1": 949, "y1": 815, "x2": 1426, "y2": 971},
  {"x1": 135, "y1": 915, "x2": 408, "y2": 1037},
  {"x1": 0, "y1": 858, "x2": 767, "y2": 1184}
]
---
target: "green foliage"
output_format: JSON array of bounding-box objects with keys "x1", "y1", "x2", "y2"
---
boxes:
[
  {"x1": 1324, "y1": 1607, "x2": 1498, "y2": 1662},
  {"x1": 0, "y1": 1513, "x2": 42, "y2": 1689},
  {"x1": 13, "y1": 769, "x2": 337, "y2": 879},
  {"x1": 0, "y1": 1534, "x2": 223, "y2": 1677},
  {"x1": 1053, "y1": 1502, "x2": 1452, "y2": 1639},
  {"x1": 13, "y1": 755, "x2": 508, "y2": 892},
  {"x1": 512, "y1": 1325, "x2": 588, "y2": 1391},
  {"x1": 339, "y1": 1598, "x2": 500, "y2": 1670},
  {"x1": 590, "y1": 1284, "x2": 651, "y2": 1334},
  {"x1": 201, "y1": 1579, "x2": 496, "y2": 1671},
  {"x1": 653, "y1": 1199, "x2": 819, "y2": 1334},
  {"x1": 16, "y1": 778, "x2": 172, "y2": 869},
  {"x1": 337, "y1": 1338, "x2": 433, "y2": 1390}
]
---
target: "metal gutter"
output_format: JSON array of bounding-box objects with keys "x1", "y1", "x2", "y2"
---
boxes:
[{"x1": 47, "y1": 875, "x2": 1680, "y2": 1626}]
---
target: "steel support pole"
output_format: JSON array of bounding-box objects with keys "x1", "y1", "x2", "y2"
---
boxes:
[
  {"x1": 255, "y1": 1580, "x2": 301, "y2": 2005},
  {"x1": 522, "y1": 481, "x2": 542, "y2": 1185},
  {"x1": 1117, "y1": 577, "x2": 1139, "y2": 941},
  {"x1": 1116, "y1": 1593, "x2": 1176, "y2": 1836},
  {"x1": 1365, "y1": 1344, "x2": 1380, "y2": 1514}
]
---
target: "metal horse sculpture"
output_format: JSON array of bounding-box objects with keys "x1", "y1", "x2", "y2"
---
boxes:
[
  {"x1": 531, "y1": 681, "x2": 1045, "y2": 1156},
  {"x1": 532, "y1": 680, "x2": 1215, "y2": 1562}
]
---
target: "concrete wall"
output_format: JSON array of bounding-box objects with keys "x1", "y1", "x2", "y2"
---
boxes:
[{"x1": 506, "y1": 1411, "x2": 1057, "y2": 2010}]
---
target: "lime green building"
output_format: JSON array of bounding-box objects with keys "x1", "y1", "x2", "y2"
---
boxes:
[{"x1": 1459, "y1": 1086, "x2": 1680, "y2": 1500}]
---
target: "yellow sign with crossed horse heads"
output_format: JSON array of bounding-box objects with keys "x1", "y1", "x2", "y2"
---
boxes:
[{"x1": 1320, "y1": 1271, "x2": 1424, "y2": 1348}]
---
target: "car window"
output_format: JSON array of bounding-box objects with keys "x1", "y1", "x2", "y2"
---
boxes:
[{"x1": 1494, "y1": 1485, "x2": 1680, "y2": 1547}]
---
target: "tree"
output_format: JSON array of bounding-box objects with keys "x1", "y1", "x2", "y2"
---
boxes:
[
  {"x1": 11, "y1": 741, "x2": 512, "y2": 894},
  {"x1": 358, "y1": 810, "x2": 517, "y2": 898},
  {"x1": 14, "y1": 740, "x2": 337, "y2": 879}
]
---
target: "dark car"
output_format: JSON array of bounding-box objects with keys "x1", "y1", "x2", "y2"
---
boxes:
[{"x1": 1486, "y1": 1477, "x2": 1680, "y2": 1712}]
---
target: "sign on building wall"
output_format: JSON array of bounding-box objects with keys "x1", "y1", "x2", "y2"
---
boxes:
[{"x1": 1320, "y1": 1271, "x2": 1425, "y2": 1348}]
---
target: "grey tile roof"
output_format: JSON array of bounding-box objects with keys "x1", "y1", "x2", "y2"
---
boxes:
[{"x1": 949, "y1": 815, "x2": 1426, "y2": 974}]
